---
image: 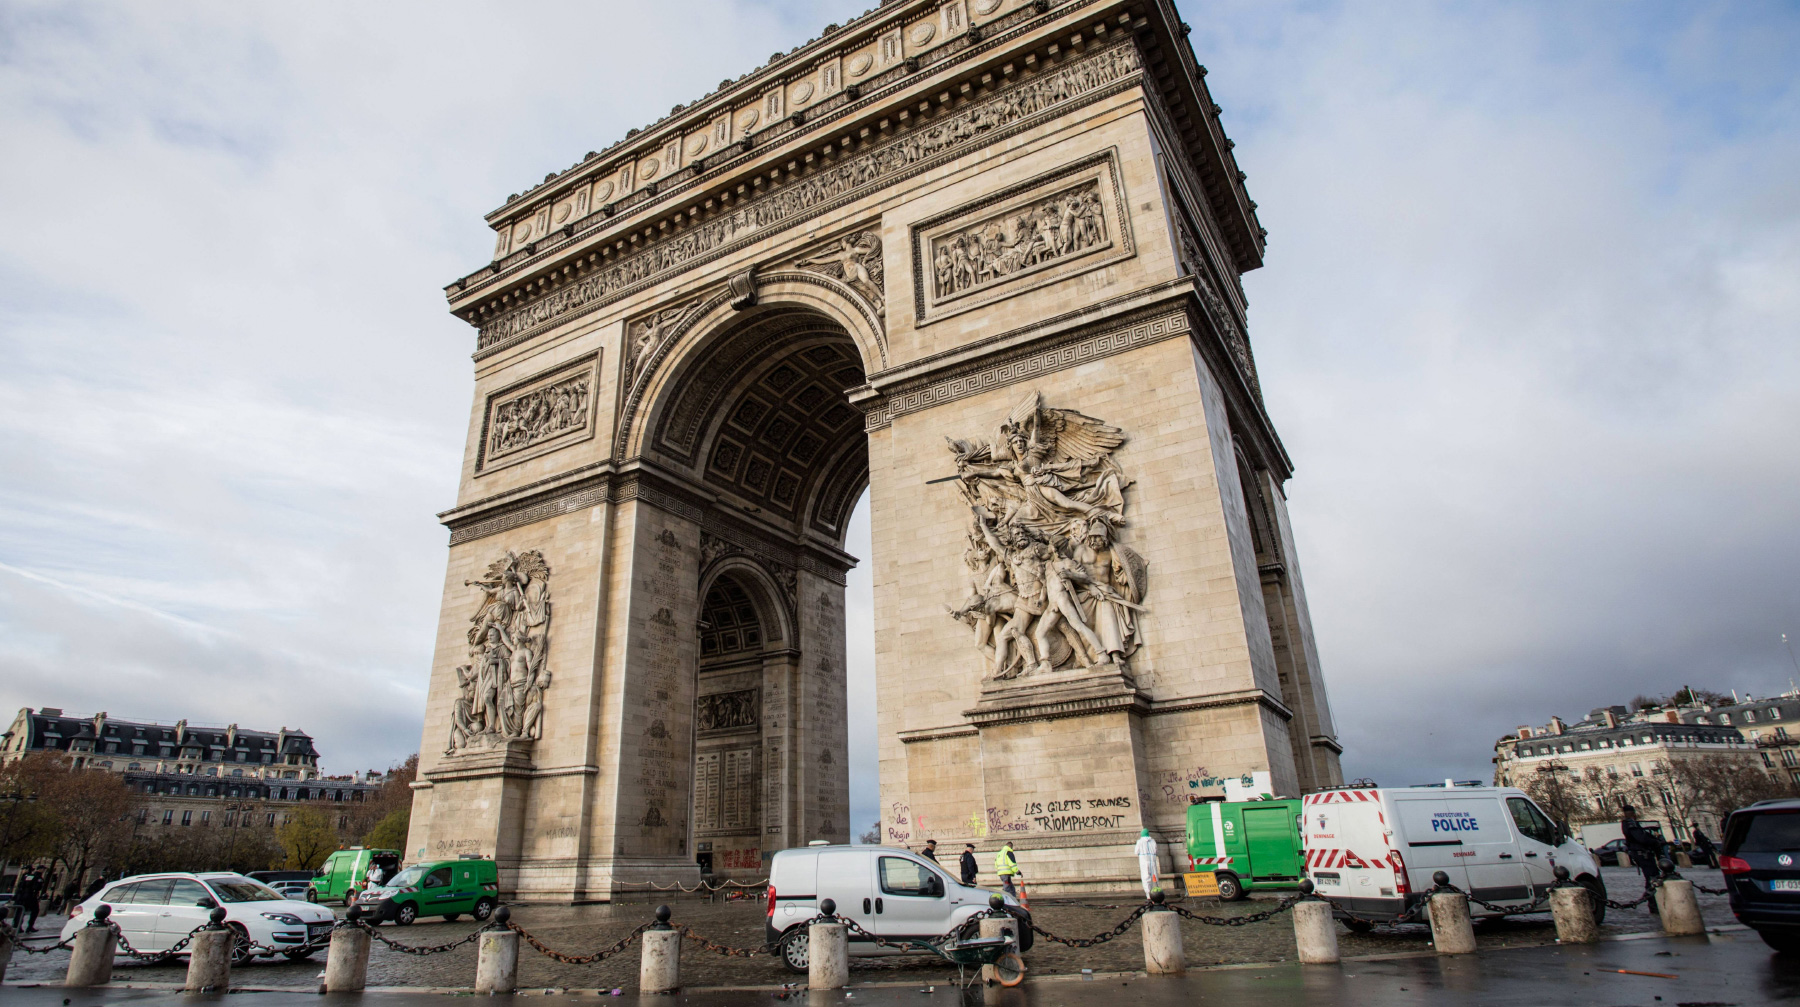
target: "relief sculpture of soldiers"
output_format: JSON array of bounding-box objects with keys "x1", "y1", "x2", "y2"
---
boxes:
[
  {"x1": 404, "y1": 0, "x2": 1343, "y2": 903},
  {"x1": 446, "y1": 550, "x2": 553, "y2": 753},
  {"x1": 948, "y1": 391, "x2": 1146, "y2": 680}
]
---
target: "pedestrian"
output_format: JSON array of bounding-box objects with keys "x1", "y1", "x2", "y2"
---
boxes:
[
  {"x1": 994, "y1": 841, "x2": 1020, "y2": 898},
  {"x1": 1691, "y1": 824, "x2": 1717, "y2": 869},
  {"x1": 920, "y1": 839, "x2": 939, "y2": 863},
  {"x1": 16, "y1": 864, "x2": 44, "y2": 931},
  {"x1": 959, "y1": 844, "x2": 979, "y2": 887},
  {"x1": 1133, "y1": 829, "x2": 1159, "y2": 898},
  {"x1": 83, "y1": 875, "x2": 107, "y2": 901},
  {"x1": 1622, "y1": 812, "x2": 1665, "y2": 911},
  {"x1": 56, "y1": 879, "x2": 79, "y2": 916}
]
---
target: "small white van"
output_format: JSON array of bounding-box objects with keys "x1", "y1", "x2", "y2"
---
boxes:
[
  {"x1": 764, "y1": 844, "x2": 1031, "y2": 972},
  {"x1": 1301, "y1": 783, "x2": 1604, "y2": 930}
]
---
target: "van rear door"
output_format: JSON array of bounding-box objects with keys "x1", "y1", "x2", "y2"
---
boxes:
[{"x1": 1243, "y1": 805, "x2": 1300, "y2": 880}]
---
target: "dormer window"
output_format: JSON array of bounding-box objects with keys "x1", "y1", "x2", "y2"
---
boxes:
[
  {"x1": 1775, "y1": 708, "x2": 1784, "y2": 721},
  {"x1": 1721, "y1": 714, "x2": 1733, "y2": 725},
  {"x1": 1747, "y1": 711, "x2": 1758, "y2": 723}
]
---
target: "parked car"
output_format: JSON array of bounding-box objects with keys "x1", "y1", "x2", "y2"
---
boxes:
[
  {"x1": 1301, "y1": 783, "x2": 1606, "y2": 931},
  {"x1": 764, "y1": 844, "x2": 1031, "y2": 974},
  {"x1": 311, "y1": 847, "x2": 401, "y2": 904},
  {"x1": 247, "y1": 871, "x2": 318, "y2": 901},
  {"x1": 1185, "y1": 797, "x2": 1305, "y2": 900},
  {"x1": 1589, "y1": 838, "x2": 1628, "y2": 859},
  {"x1": 1720, "y1": 798, "x2": 1800, "y2": 953},
  {"x1": 359, "y1": 858, "x2": 499, "y2": 926},
  {"x1": 61, "y1": 872, "x2": 335, "y2": 963}
]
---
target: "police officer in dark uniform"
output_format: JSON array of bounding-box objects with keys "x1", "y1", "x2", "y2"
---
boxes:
[{"x1": 1622, "y1": 811, "x2": 1666, "y2": 911}]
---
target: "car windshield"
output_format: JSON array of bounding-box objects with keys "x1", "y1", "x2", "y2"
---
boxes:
[
  {"x1": 206, "y1": 879, "x2": 284, "y2": 903},
  {"x1": 387, "y1": 866, "x2": 427, "y2": 888},
  {"x1": 1738, "y1": 812, "x2": 1800, "y2": 853}
]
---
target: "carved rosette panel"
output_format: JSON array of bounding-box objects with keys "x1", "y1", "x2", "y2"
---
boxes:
[
  {"x1": 911, "y1": 150, "x2": 1135, "y2": 325},
  {"x1": 477, "y1": 356, "x2": 600, "y2": 473},
  {"x1": 944, "y1": 391, "x2": 1149, "y2": 683},
  {"x1": 447, "y1": 550, "x2": 554, "y2": 754}
]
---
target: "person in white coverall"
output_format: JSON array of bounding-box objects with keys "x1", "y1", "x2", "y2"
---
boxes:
[{"x1": 1133, "y1": 828, "x2": 1158, "y2": 897}]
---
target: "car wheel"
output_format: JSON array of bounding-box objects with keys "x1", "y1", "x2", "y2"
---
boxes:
[
  {"x1": 1343, "y1": 918, "x2": 1376, "y2": 934},
  {"x1": 1214, "y1": 873, "x2": 1245, "y2": 902},
  {"x1": 472, "y1": 898, "x2": 496, "y2": 922},
  {"x1": 305, "y1": 890, "x2": 317, "y2": 903},
  {"x1": 228, "y1": 924, "x2": 254, "y2": 965},
  {"x1": 395, "y1": 903, "x2": 418, "y2": 927},
  {"x1": 284, "y1": 949, "x2": 316, "y2": 961},
  {"x1": 991, "y1": 951, "x2": 1026, "y2": 987},
  {"x1": 1578, "y1": 875, "x2": 1607, "y2": 926},
  {"x1": 1760, "y1": 928, "x2": 1800, "y2": 955},
  {"x1": 780, "y1": 928, "x2": 810, "y2": 973}
]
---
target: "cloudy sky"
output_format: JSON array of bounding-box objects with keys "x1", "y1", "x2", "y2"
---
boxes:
[{"x1": 2, "y1": 1, "x2": 1796, "y2": 835}]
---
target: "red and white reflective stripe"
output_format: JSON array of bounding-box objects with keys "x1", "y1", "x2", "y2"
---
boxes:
[
  {"x1": 1305, "y1": 849, "x2": 1380, "y2": 869},
  {"x1": 1303, "y1": 789, "x2": 1378, "y2": 805},
  {"x1": 1190, "y1": 856, "x2": 1234, "y2": 866}
]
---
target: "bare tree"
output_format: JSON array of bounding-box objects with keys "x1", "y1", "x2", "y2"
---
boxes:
[
  {"x1": 1580, "y1": 765, "x2": 1631, "y2": 822},
  {"x1": 1519, "y1": 761, "x2": 1588, "y2": 827}
]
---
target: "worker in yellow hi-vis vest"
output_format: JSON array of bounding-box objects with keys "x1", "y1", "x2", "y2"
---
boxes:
[{"x1": 994, "y1": 841, "x2": 1020, "y2": 898}]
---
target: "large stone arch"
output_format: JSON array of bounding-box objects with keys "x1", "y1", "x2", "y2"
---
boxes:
[{"x1": 412, "y1": 0, "x2": 1342, "y2": 902}]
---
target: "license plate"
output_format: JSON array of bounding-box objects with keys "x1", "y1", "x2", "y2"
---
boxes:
[
  {"x1": 1770, "y1": 880, "x2": 1800, "y2": 891},
  {"x1": 308, "y1": 923, "x2": 334, "y2": 938}
]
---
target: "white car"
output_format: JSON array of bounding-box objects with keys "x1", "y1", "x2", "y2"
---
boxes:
[{"x1": 61, "y1": 872, "x2": 336, "y2": 962}]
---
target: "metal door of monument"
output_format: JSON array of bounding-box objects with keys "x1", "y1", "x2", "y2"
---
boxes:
[{"x1": 407, "y1": 0, "x2": 1343, "y2": 901}]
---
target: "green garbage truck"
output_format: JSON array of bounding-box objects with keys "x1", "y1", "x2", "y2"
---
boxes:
[{"x1": 1183, "y1": 797, "x2": 1305, "y2": 901}]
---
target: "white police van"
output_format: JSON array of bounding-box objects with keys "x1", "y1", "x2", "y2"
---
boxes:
[{"x1": 1301, "y1": 782, "x2": 1604, "y2": 931}]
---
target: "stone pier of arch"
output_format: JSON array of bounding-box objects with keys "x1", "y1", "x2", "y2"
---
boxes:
[{"x1": 405, "y1": 0, "x2": 1343, "y2": 901}]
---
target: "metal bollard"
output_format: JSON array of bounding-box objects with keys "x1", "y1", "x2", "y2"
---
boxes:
[
  {"x1": 808, "y1": 899, "x2": 849, "y2": 990},
  {"x1": 1292, "y1": 881, "x2": 1339, "y2": 964},
  {"x1": 1140, "y1": 890, "x2": 1184, "y2": 975},
  {"x1": 1426, "y1": 873, "x2": 1476, "y2": 955},
  {"x1": 1657, "y1": 878, "x2": 1705, "y2": 936},
  {"x1": 185, "y1": 907, "x2": 234, "y2": 991},
  {"x1": 978, "y1": 895, "x2": 1022, "y2": 984},
  {"x1": 640, "y1": 905, "x2": 682, "y2": 994},
  {"x1": 64, "y1": 904, "x2": 116, "y2": 987},
  {"x1": 475, "y1": 906, "x2": 519, "y2": 994},
  {"x1": 323, "y1": 905, "x2": 372, "y2": 993},
  {"x1": 1548, "y1": 867, "x2": 1598, "y2": 944}
]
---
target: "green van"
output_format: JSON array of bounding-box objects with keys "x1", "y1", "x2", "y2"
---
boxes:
[
  {"x1": 361, "y1": 858, "x2": 500, "y2": 926},
  {"x1": 309, "y1": 847, "x2": 401, "y2": 904},
  {"x1": 1184, "y1": 797, "x2": 1305, "y2": 901}
]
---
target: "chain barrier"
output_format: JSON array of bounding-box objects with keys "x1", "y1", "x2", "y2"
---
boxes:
[
  {"x1": 614, "y1": 878, "x2": 768, "y2": 893},
  {"x1": 1166, "y1": 895, "x2": 1304, "y2": 927},
  {"x1": 1025, "y1": 903, "x2": 1148, "y2": 947},
  {"x1": 677, "y1": 925, "x2": 762, "y2": 958},
  {"x1": 348, "y1": 918, "x2": 498, "y2": 956},
  {"x1": 2, "y1": 920, "x2": 77, "y2": 955},
  {"x1": 509, "y1": 920, "x2": 653, "y2": 965}
]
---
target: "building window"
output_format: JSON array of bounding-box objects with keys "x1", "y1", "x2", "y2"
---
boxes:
[
  {"x1": 224, "y1": 811, "x2": 236, "y2": 826},
  {"x1": 1763, "y1": 753, "x2": 1775, "y2": 767},
  {"x1": 1721, "y1": 714, "x2": 1732, "y2": 725},
  {"x1": 137, "y1": 808, "x2": 148, "y2": 824},
  {"x1": 162, "y1": 809, "x2": 174, "y2": 825},
  {"x1": 1579, "y1": 742, "x2": 1591, "y2": 750},
  {"x1": 1783, "y1": 750, "x2": 1797, "y2": 768},
  {"x1": 266, "y1": 813, "x2": 276, "y2": 826},
  {"x1": 1748, "y1": 711, "x2": 1758, "y2": 723},
  {"x1": 1630, "y1": 763, "x2": 1644, "y2": 777},
  {"x1": 338, "y1": 815, "x2": 348, "y2": 829},
  {"x1": 181, "y1": 811, "x2": 193, "y2": 826},
  {"x1": 200, "y1": 811, "x2": 210, "y2": 824}
]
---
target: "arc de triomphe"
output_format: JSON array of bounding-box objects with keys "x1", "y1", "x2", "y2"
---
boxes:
[{"x1": 407, "y1": 0, "x2": 1342, "y2": 900}]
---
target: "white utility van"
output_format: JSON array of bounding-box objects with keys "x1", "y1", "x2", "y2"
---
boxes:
[
  {"x1": 1300, "y1": 783, "x2": 1604, "y2": 930},
  {"x1": 764, "y1": 844, "x2": 1031, "y2": 972}
]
